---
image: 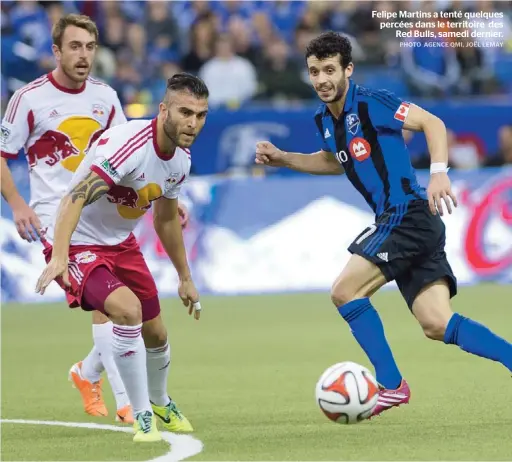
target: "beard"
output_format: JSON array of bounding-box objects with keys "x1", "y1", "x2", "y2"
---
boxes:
[{"x1": 324, "y1": 79, "x2": 346, "y2": 103}]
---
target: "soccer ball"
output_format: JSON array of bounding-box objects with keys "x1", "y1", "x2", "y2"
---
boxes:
[{"x1": 315, "y1": 361, "x2": 379, "y2": 424}]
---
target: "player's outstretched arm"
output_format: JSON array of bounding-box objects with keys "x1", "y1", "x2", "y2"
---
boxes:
[
  {"x1": 402, "y1": 105, "x2": 457, "y2": 216},
  {"x1": 255, "y1": 141, "x2": 344, "y2": 175},
  {"x1": 153, "y1": 197, "x2": 201, "y2": 320},
  {"x1": 35, "y1": 171, "x2": 110, "y2": 295}
]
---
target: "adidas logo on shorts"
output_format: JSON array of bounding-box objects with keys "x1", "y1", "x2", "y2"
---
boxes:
[{"x1": 377, "y1": 252, "x2": 389, "y2": 262}]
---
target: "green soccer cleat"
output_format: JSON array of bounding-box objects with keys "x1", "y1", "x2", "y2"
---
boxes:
[
  {"x1": 151, "y1": 399, "x2": 194, "y2": 432},
  {"x1": 133, "y1": 411, "x2": 162, "y2": 443}
]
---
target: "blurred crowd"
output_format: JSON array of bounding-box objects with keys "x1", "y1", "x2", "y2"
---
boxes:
[{"x1": 2, "y1": 0, "x2": 512, "y2": 111}]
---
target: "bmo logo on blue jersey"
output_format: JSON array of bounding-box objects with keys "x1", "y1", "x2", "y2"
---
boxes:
[{"x1": 349, "y1": 138, "x2": 371, "y2": 161}]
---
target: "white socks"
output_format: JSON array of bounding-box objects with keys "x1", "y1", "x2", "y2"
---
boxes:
[
  {"x1": 93, "y1": 322, "x2": 130, "y2": 409},
  {"x1": 146, "y1": 342, "x2": 171, "y2": 406},
  {"x1": 81, "y1": 322, "x2": 130, "y2": 410},
  {"x1": 81, "y1": 345, "x2": 103, "y2": 383},
  {"x1": 112, "y1": 324, "x2": 151, "y2": 416}
]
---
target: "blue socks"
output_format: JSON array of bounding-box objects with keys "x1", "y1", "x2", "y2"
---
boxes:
[
  {"x1": 338, "y1": 298, "x2": 402, "y2": 389},
  {"x1": 444, "y1": 313, "x2": 512, "y2": 372}
]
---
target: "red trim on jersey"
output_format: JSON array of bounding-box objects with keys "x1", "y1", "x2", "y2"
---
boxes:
[
  {"x1": 87, "y1": 76, "x2": 110, "y2": 88},
  {"x1": 176, "y1": 174, "x2": 186, "y2": 185},
  {"x1": 1, "y1": 151, "x2": 19, "y2": 159},
  {"x1": 5, "y1": 76, "x2": 48, "y2": 123},
  {"x1": 27, "y1": 110, "x2": 35, "y2": 134},
  {"x1": 91, "y1": 165, "x2": 115, "y2": 187},
  {"x1": 108, "y1": 124, "x2": 152, "y2": 168},
  {"x1": 106, "y1": 105, "x2": 115, "y2": 129},
  {"x1": 151, "y1": 118, "x2": 175, "y2": 161},
  {"x1": 47, "y1": 71, "x2": 86, "y2": 94}
]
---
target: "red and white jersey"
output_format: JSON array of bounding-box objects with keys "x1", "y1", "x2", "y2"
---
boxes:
[
  {"x1": 59, "y1": 118, "x2": 191, "y2": 246},
  {"x1": 1, "y1": 72, "x2": 126, "y2": 230}
]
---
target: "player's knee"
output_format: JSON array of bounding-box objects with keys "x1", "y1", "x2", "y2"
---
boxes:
[
  {"x1": 421, "y1": 320, "x2": 447, "y2": 341},
  {"x1": 330, "y1": 282, "x2": 357, "y2": 307},
  {"x1": 106, "y1": 298, "x2": 142, "y2": 326}
]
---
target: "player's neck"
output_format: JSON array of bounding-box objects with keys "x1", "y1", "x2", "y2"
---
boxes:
[
  {"x1": 51, "y1": 68, "x2": 85, "y2": 90},
  {"x1": 326, "y1": 100, "x2": 345, "y2": 120}
]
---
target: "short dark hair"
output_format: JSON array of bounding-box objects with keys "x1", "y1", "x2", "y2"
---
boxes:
[
  {"x1": 166, "y1": 73, "x2": 209, "y2": 99},
  {"x1": 305, "y1": 31, "x2": 352, "y2": 69}
]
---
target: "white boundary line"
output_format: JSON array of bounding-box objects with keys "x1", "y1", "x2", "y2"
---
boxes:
[{"x1": 0, "y1": 419, "x2": 203, "y2": 462}]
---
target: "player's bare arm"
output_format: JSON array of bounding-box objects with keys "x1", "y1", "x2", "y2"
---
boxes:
[
  {"x1": 1, "y1": 157, "x2": 42, "y2": 241},
  {"x1": 402, "y1": 104, "x2": 457, "y2": 216},
  {"x1": 35, "y1": 170, "x2": 110, "y2": 295},
  {"x1": 153, "y1": 196, "x2": 201, "y2": 320},
  {"x1": 255, "y1": 141, "x2": 344, "y2": 175}
]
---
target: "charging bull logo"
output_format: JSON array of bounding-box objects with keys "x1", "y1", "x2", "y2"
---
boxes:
[
  {"x1": 107, "y1": 183, "x2": 163, "y2": 219},
  {"x1": 463, "y1": 176, "x2": 512, "y2": 277},
  {"x1": 27, "y1": 116, "x2": 104, "y2": 172}
]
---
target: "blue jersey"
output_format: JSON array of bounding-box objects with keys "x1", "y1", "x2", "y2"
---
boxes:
[{"x1": 314, "y1": 79, "x2": 427, "y2": 216}]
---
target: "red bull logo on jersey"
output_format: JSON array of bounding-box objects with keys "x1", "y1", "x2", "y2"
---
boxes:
[
  {"x1": 107, "y1": 183, "x2": 163, "y2": 220},
  {"x1": 349, "y1": 137, "x2": 371, "y2": 161},
  {"x1": 27, "y1": 116, "x2": 103, "y2": 172}
]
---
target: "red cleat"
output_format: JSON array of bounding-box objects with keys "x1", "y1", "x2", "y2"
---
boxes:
[{"x1": 371, "y1": 379, "x2": 411, "y2": 417}]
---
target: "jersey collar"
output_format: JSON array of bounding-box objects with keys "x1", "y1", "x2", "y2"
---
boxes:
[{"x1": 47, "y1": 72, "x2": 86, "y2": 94}]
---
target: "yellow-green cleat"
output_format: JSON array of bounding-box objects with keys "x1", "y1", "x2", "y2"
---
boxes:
[
  {"x1": 151, "y1": 399, "x2": 194, "y2": 432},
  {"x1": 133, "y1": 411, "x2": 162, "y2": 442}
]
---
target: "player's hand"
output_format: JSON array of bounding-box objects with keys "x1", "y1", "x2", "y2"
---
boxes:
[
  {"x1": 427, "y1": 172, "x2": 458, "y2": 216},
  {"x1": 177, "y1": 201, "x2": 189, "y2": 229},
  {"x1": 178, "y1": 278, "x2": 202, "y2": 320},
  {"x1": 12, "y1": 201, "x2": 42, "y2": 242},
  {"x1": 35, "y1": 257, "x2": 70, "y2": 295},
  {"x1": 255, "y1": 141, "x2": 287, "y2": 167}
]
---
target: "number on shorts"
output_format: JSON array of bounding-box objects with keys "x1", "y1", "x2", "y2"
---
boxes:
[{"x1": 355, "y1": 224, "x2": 377, "y2": 245}]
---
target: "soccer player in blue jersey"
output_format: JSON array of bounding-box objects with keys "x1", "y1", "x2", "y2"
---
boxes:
[{"x1": 255, "y1": 31, "x2": 512, "y2": 417}]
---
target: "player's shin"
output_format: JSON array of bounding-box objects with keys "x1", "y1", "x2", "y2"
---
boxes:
[
  {"x1": 92, "y1": 320, "x2": 130, "y2": 410},
  {"x1": 444, "y1": 313, "x2": 512, "y2": 373},
  {"x1": 337, "y1": 298, "x2": 403, "y2": 390},
  {"x1": 143, "y1": 308, "x2": 171, "y2": 407},
  {"x1": 105, "y1": 290, "x2": 152, "y2": 417}
]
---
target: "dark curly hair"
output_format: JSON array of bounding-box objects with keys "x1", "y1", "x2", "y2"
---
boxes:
[
  {"x1": 305, "y1": 31, "x2": 352, "y2": 69},
  {"x1": 166, "y1": 72, "x2": 209, "y2": 99}
]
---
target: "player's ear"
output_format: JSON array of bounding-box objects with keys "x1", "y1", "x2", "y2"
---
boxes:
[
  {"x1": 344, "y1": 63, "x2": 354, "y2": 78},
  {"x1": 52, "y1": 44, "x2": 61, "y2": 61}
]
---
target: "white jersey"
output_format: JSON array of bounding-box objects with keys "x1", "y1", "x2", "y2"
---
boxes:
[
  {"x1": 59, "y1": 118, "x2": 191, "y2": 246},
  {"x1": 1, "y1": 72, "x2": 126, "y2": 232}
]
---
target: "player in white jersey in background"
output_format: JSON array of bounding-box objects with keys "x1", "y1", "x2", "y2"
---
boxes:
[
  {"x1": 0, "y1": 14, "x2": 188, "y2": 424},
  {"x1": 35, "y1": 73, "x2": 207, "y2": 442}
]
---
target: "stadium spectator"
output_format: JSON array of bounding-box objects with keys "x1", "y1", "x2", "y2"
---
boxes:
[
  {"x1": 199, "y1": 33, "x2": 257, "y2": 108},
  {"x1": 181, "y1": 14, "x2": 217, "y2": 74},
  {"x1": 255, "y1": 37, "x2": 314, "y2": 101},
  {"x1": 485, "y1": 125, "x2": 512, "y2": 166}
]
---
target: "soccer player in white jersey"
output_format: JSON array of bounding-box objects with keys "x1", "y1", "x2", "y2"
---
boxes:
[
  {"x1": 1, "y1": 14, "x2": 186, "y2": 424},
  {"x1": 35, "y1": 73, "x2": 207, "y2": 442}
]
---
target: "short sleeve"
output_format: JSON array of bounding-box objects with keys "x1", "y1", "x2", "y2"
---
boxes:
[
  {"x1": 108, "y1": 91, "x2": 128, "y2": 128},
  {"x1": 367, "y1": 90, "x2": 411, "y2": 133},
  {"x1": 1, "y1": 90, "x2": 33, "y2": 158},
  {"x1": 89, "y1": 131, "x2": 140, "y2": 187},
  {"x1": 164, "y1": 157, "x2": 191, "y2": 200}
]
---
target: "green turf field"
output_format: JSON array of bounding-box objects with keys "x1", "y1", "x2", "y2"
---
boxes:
[{"x1": 2, "y1": 284, "x2": 512, "y2": 461}]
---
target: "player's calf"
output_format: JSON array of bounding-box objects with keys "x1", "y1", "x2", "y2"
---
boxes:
[{"x1": 413, "y1": 279, "x2": 512, "y2": 373}]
